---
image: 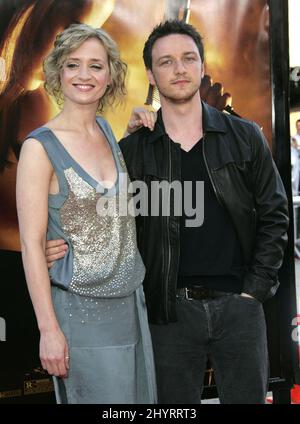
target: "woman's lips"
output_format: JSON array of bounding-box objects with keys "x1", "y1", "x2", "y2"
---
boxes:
[{"x1": 73, "y1": 84, "x2": 95, "y2": 91}]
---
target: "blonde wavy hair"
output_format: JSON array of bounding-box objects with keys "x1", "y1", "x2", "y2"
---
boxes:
[{"x1": 43, "y1": 23, "x2": 127, "y2": 113}]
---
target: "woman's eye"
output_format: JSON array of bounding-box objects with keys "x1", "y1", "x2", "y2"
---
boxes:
[
  {"x1": 66, "y1": 63, "x2": 78, "y2": 69},
  {"x1": 91, "y1": 65, "x2": 102, "y2": 70}
]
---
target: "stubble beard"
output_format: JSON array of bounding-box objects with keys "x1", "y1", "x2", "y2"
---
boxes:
[{"x1": 156, "y1": 82, "x2": 201, "y2": 105}]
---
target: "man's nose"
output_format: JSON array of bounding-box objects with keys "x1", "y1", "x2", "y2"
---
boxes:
[{"x1": 173, "y1": 60, "x2": 186, "y2": 74}]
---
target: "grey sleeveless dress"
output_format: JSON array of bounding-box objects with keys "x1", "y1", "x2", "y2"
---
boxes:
[{"x1": 26, "y1": 117, "x2": 157, "y2": 404}]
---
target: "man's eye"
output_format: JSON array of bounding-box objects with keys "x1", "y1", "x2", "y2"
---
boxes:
[{"x1": 160, "y1": 60, "x2": 171, "y2": 66}]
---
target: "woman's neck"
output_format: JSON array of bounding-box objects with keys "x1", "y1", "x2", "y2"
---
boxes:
[{"x1": 54, "y1": 102, "x2": 99, "y2": 133}]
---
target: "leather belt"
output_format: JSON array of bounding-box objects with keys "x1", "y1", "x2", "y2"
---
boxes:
[{"x1": 176, "y1": 286, "x2": 229, "y2": 301}]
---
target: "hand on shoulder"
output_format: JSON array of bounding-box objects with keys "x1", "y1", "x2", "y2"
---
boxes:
[{"x1": 124, "y1": 107, "x2": 157, "y2": 136}]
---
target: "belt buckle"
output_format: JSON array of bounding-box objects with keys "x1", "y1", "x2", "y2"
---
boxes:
[{"x1": 185, "y1": 287, "x2": 194, "y2": 301}]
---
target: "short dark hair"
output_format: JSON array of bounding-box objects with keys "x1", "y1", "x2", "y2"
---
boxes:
[{"x1": 143, "y1": 20, "x2": 204, "y2": 70}]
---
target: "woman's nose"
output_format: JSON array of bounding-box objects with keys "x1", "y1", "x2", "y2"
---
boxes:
[{"x1": 77, "y1": 66, "x2": 91, "y2": 79}]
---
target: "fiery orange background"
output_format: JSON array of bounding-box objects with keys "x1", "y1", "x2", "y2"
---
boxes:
[{"x1": 0, "y1": 0, "x2": 271, "y2": 251}]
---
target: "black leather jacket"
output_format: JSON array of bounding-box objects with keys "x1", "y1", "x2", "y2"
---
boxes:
[{"x1": 119, "y1": 102, "x2": 289, "y2": 324}]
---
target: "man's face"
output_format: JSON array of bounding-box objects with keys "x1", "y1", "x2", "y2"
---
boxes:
[
  {"x1": 147, "y1": 33, "x2": 204, "y2": 104},
  {"x1": 296, "y1": 122, "x2": 300, "y2": 135}
]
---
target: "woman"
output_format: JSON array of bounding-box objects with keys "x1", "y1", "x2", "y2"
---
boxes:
[{"x1": 16, "y1": 23, "x2": 156, "y2": 404}]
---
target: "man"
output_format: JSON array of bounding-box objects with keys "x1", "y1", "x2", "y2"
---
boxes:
[
  {"x1": 291, "y1": 134, "x2": 300, "y2": 196},
  {"x1": 291, "y1": 119, "x2": 300, "y2": 194},
  {"x1": 291, "y1": 119, "x2": 300, "y2": 191},
  {"x1": 46, "y1": 20, "x2": 289, "y2": 404},
  {"x1": 293, "y1": 119, "x2": 300, "y2": 147}
]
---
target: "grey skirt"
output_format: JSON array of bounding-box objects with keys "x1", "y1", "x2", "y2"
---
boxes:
[{"x1": 51, "y1": 285, "x2": 157, "y2": 404}]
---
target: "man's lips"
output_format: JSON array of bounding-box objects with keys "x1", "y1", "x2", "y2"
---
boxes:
[{"x1": 172, "y1": 79, "x2": 190, "y2": 85}]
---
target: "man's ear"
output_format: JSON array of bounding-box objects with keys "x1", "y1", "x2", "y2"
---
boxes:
[
  {"x1": 146, "y1": 69, "x2": 156, "y2": 86},
  {"x1": 201, "y1": 64, "x2": 205, "y2": 79}
]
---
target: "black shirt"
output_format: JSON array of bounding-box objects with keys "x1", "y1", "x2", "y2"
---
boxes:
[{"x1": 177, "y1": 139, "x2": 245, "y2": 292}]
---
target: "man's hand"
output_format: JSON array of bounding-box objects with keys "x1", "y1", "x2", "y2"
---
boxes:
[
  {"x1": 200, "y1": 75, "x2": 232, "y2": 111},
  {"x1": 124, "y1": 107, "x2": 157, "y2": 136},
  {"x1": 45, "y1": 239, "x2": 68, "y2": 268}
]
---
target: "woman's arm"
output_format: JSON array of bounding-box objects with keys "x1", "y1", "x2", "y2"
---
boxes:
[
  {"x1": 16, "y1": 138, "x2": 69, "y2": 377},
  {"x1": 123, "y1": 107, "x2": 157, "y2": 137}
]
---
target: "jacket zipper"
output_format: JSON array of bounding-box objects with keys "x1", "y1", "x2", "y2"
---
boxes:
[
  {"x1": 165, "y1": 136, "x2": 172, "y2": 321},
  {"x1": 202, "y1": 133, "x2": 224, "y2": 207}
]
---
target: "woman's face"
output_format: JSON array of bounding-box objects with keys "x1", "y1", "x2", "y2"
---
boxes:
[{"x1": 60, "y1": 37, "x2": 112, "y2": 110}]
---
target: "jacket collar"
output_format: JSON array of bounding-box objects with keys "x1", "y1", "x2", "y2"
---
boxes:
[
  {"x1": 202, "y1": 101, "x2": 227, "y2": 133},
  {"x1": 148, "y1": 100, "x2": 227, "y2": 143}
]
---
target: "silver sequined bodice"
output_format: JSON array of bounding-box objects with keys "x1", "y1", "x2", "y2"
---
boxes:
[{"x1": 60, "y1": 167, "x2": 145, "y2": 297}]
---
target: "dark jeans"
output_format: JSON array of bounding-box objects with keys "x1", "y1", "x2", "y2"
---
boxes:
[{"x1": 150, "y1": 293, "x2": 269, "y2": 404}]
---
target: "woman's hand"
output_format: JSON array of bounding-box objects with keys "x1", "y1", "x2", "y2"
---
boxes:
[
  {"x1": 124, "y1": 107, "x2": 157, "y2": 136},
  {"x1": 40, "y1": 327, "x2": 70, "y2": 378}
]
